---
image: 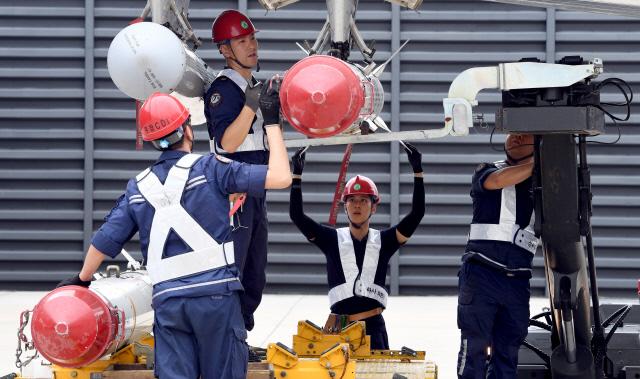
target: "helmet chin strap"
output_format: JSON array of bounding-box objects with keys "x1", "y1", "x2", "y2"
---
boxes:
[
  {"x1": 228, "y1": 44, "x2": 259, "y2": 71},
  {"x1": 506, "y1": 151, "x2": 534, "y2": 165}
]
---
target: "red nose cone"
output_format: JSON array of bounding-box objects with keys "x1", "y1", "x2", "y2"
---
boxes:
[
  {"x1": 31, "y1": 286, "x2": 116, "y2": 367},
  {"x1": 280, "y1": 55, "x2": 364, "y2": 138}
]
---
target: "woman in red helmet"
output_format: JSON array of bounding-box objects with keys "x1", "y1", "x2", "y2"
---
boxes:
[
  {"x1": 58, "y1": 89, "x2": 291, "y2": 378},
  {"x1": 204, "y1": 9, "x2": 272, "y2": 333},
  {"x1": 289, "y1": 143, "x2": 426, "y2": 349}
]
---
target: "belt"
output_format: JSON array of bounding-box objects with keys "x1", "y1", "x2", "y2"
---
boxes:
[
  {"x1": 348, "y1": 307, "x2": 384, "y2": 322},
  {"x1": 465, "y1": 252, "x2": 533, "y2": 278},
  {"x1": 323, "y1": 307, "x2": 384, "y2": 334},
  {"x1": 468, "y1": 224, "x2": 539, "y2": 254}
]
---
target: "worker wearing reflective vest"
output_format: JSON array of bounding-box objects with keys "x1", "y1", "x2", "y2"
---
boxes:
[
  {"x1": 204, "y1": 9, "x2": 270, "y2": 332},
  {"x1": 456, "y1": 133, "x2": 537, "y2": 379},
  {"x1": 289, "y1": 143, "x2": 425, "y2": 349},
  {"x1": 58, "y1": 87, "x2": 291, "y2": 378}
]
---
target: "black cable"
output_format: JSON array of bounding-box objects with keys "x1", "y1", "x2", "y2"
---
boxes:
[
  {"x1": 530, "y1": 310, "x2": 552, "y2": 321},
  {"x1": 596, "y1": 78, "x2": 633, "y2": 118},
  {"x1": 586, "y1": 117, "x2": 622, "y2": 145},
  {"x1": 521, "y1": 340, "x2": 551, "y2": 368},
  {"x1": 601, "y1": 305, "x2": 630, "y2": 329},
  {"x1": 604, "y1": 305, "x2": 631, "y2": 345},
  {"x1": 595, "y1": 78, "x2": 633, "y2": 121},
  {"x1": 529, "y1": 319, "x2": 552, "y2": 331},
  {"x1": 489, "y1": 125, "x2": 504, "y2": 152},
  {"x1": 584, "y1": 77, "x2": 632, "y2": 146}
]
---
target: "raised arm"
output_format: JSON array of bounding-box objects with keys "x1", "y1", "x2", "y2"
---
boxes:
[
  {"x1": 289, "y1": 148, "x2": 323, "y2": 241},
  {"x1": 483, "y1": 158, "x2": 534, "y2": 190},
  {"x1": 396, "y1": 142, "x2": 426, "y2": 244},
  {"x1": 260, "y1": 75, "x2": 292, "y2": 189}
]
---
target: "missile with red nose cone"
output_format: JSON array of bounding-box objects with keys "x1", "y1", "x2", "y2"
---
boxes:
[
  {"x1": 279, "y1": 54, "x2": 387, "y2": 138},
  {"x1": 30, "y1": 271, "x2": 153, "y2": 368}
]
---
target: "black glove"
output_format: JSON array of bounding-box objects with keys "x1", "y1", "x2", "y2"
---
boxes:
[
  {"x1": 259, "y1": 74, "x2": 283, "y2": 126},
  {"x1": 245, "y1": 81, "x2": 263, "y2": 113},
  {"x1": 292, "y1": 147, "x2": 307, "y2": 175},
  {"x1": 56, "y1": 274, "x2": 91, "y2": 289},
  {"x1": 402, "y1": 142, "x2": 423, "y2": 173}
]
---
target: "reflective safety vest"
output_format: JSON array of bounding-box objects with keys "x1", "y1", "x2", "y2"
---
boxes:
[
  {"x1": 136, "y1": 153, "x2": 235, "y2": 285},
  {"x1": 209, "y1": 68, "x2": 268, "y2": 154},
  {"x1": 468, "y1": 160, "x2": 540, "y2": 257},
  {"x1": 328, "y1": 227, "x2": 389, "y2": 308}
]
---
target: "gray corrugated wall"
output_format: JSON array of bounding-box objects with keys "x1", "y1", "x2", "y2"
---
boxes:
[{"x1": 0, "y1": 0, "x2": 638, "y2": 297}]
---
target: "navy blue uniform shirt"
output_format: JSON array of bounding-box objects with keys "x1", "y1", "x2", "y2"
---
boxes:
[
  {"x1": 205, "y1": 75, "x2": 269, "y2": 165},
  {"x1": 91, "y1": 150, "x2": 268, "y2": 305},
  {"x1": 465, "y1": 162, "x2": 535, "y2": 273}
]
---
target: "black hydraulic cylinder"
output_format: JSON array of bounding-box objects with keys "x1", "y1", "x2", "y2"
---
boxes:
[{"x1": 537, "y1": 134, "x2": 594, "y2": 379}]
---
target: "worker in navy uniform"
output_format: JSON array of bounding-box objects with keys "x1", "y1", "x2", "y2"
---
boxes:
[
  {"x1": 456, "y1": 133, "x2": 537, "y2": 379},
  {"x1": 57, "y1": 86, "x2": 291, "y2": 378},
  {"x1": 288, "y1": 143, "x2": 426, "y2": 350},
  {"x1": 204, "y1": 9, "x2": 270, "y2": 332}
]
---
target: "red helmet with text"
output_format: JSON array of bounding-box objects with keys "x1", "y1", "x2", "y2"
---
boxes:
[
  {"x1": 211, "y1": 10, "x2": 257, "y2": 44},
  {"x1": 341, "y1": 175, "x2": 380, "y2": 204},
  {"x1": 138, "y1": 93, "x2": 190, "y2": 150}
]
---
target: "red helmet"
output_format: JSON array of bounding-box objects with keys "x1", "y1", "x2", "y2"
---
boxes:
[
  {"x1": 138, "y1": 93, "x2": 189, "y2": 148},
  {"x1": 212, "y1": 10, "x2": 257, "y2": 43},
  {"x1": 342, "y1": 175, "x2": 380, "y2": 204}
]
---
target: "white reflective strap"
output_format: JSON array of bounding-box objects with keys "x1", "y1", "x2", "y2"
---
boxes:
[
  {"x1": 354, "y1": 282, "x2": 388, "y2": 307},
  {"x1": 500, "y1": 185, "x2": 517, "y2": 225},
  {"x1": 147, "y1": 243, "x2": 234, "y2": 285},
  {"x1": 136, "y1": 154, "x2": 235, "y2": 285},
  {"x1": 336, "y1": 228, "x2": 359, "y2": 285},
  {"x1": 135, "y1": 167, "x2": 152, "y2": 182},
  {"x1": 514, "y1": 229, "x2": 539, "y2": 254},
  {"x1": 458, "y1": 339, "x2": 468, "y2": 376},
  {"x1": 328, "y1": 283, "x2": 353, "y2": 306},
  {"x1": 469, "y1": 223, "x2": 517, "y2": 242},
  {"x1": 209, "y1": 127, "x2": 266, "y2": 153},
  {"x1": 359, "y1": 229, "x2": 381, "y2": 285},
  {"x1": 525, "y1": 210, "x2": 536, "y2": 234},
  {"x1": 174, "y1": 153, "x2": 201, "y2": 168},
  {"x1": 217, "y1": 69, "x2": 249, "y2": 92},
  {"x1": 469, "y1": 224, "x2": 538, "y2": 254}
]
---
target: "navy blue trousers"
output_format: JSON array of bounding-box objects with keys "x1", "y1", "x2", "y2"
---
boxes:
[
  {"x1": 232, "y1": 195, "x2": 268, "y2": 331},
  {"x1": 456, "y1": 262, "x2": 530, "y2": 379},
  {"x1": 153, "y1": 293, "x2": 248, "y2": 379},
  {"x1": 364, "y1": 314, "x2": 389, "y2": 350}
]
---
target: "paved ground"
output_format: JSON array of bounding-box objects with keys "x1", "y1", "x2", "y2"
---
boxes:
[{"x1": 1, "y1": 290, "x2": 555, "y2": 378}]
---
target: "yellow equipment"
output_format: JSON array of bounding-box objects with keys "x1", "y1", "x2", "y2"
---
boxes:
[
  {"x1": 13, "y1": 335, "x2": 155, "y2": 379},
  {"x1": 267, "y1": 342, "x2": 356, "y2": 379},
  {"x1": 265, "y1": 320, "x2": 438, "y2": 379}
]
